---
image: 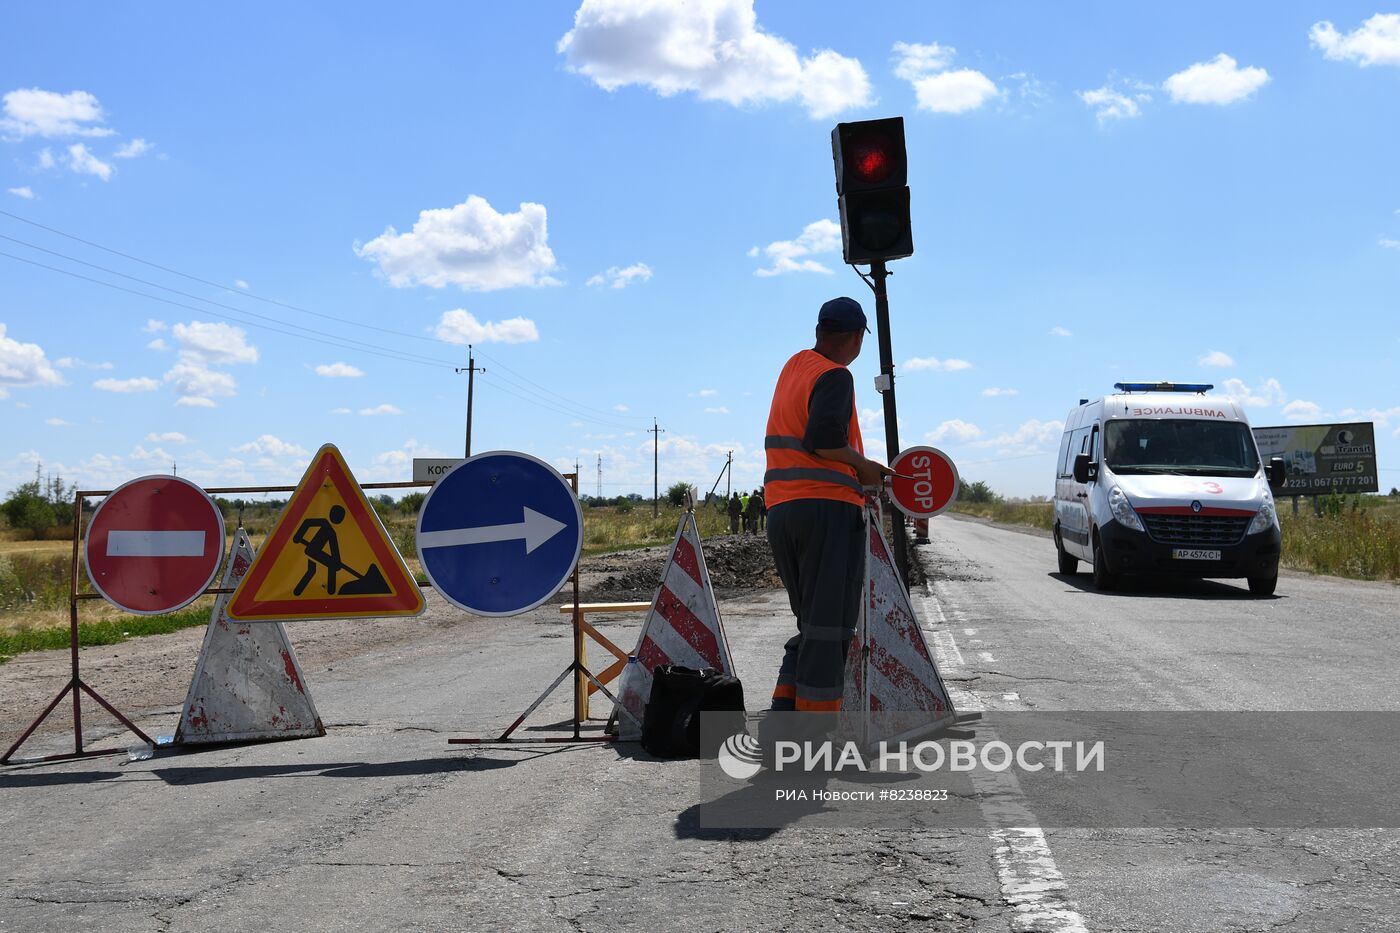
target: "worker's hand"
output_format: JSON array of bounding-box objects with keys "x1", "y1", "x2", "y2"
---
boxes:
[{"x1": 855, "y1": 457, "x2": 891, "y2": 488}]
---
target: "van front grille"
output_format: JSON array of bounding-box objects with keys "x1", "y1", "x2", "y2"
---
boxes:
[{"x1": 1141, "y1": 513, "x2": 1250, "y2": 547}]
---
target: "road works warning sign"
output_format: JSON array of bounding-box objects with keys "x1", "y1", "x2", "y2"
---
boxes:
[{"x1": 227, "y1": 444, "x2": 424, "y2": 621}]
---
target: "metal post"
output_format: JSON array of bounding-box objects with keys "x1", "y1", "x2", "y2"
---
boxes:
[
  {"x1": 455, "y1": 346, "x2": 484, "y2": 458},
  {"x1": 726, "y1": 451, "x2": 732, "y2": 499},
  {"x1": 649, "y1": 418, "x2": 665, "y2": 517},
  {"x1": 869, "y1": 260, "x2": 909, "y2": 585},
  {"x1": 69, "y1": 489, "x2": 83, "y2": 753}
]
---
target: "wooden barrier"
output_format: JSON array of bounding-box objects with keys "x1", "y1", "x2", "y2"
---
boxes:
[{"x1": 560, "y1": 602, "x2": 651, "y2": 718}]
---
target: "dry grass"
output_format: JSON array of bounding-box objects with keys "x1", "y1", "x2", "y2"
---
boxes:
[{"x1": 950, "y1": 499, "x2": 1055, "y2": 531}]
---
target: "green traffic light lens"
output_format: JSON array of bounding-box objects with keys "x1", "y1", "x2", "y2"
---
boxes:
[{"x1": 852, "y1": 194, "x2": 901, "y2": 251}]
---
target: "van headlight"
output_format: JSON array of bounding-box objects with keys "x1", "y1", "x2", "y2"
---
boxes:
[
  {"x1": 1248, "y1": 497, "x2": 1277, "y2": 534},
  {"x1": 1109, "y1": 486, "x2": 1144, "y2": 531}
]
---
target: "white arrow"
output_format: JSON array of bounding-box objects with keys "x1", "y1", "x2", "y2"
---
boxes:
[{"x1": 418, "y1": 506, "x2": 568, "y2": 555}]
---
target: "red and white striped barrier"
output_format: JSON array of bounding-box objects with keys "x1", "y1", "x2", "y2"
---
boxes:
[
  {"x1": 174, "y1": 529, "x2": 324, "y2": 745},
  {"x1": 613, "y1": 511, "x2": 735, "y2": 740},
  {"x1": 843, "y1": 506, "x2": 956, "y2": 746}
]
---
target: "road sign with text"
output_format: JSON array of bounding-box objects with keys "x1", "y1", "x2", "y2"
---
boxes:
[
  {"x1": 888, "y1": 446, "x2": 959, "y2": 519},
  {"x1": 416, "y1": 451, "x2": 583, "y2": 617}
]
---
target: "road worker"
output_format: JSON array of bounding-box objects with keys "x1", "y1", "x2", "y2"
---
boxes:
[
  {"x1": 728, "y1": 492, "x2": 742, "y2": 534},
  {"x1": 763, "y1": 296, "x2": 889, "y2": 714}
]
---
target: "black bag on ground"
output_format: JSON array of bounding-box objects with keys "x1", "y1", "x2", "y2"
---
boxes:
[{"x1": 641, "y1": 665, "x2": 746, "y2": 759}]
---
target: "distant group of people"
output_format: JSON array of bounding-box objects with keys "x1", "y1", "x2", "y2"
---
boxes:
[{"x1": 727, "y1": 488, "x2": 766, "y2": 535}]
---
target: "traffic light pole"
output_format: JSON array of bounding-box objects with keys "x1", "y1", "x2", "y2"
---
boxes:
[{"x1": 869, "y1": 260, "x2": 910, "y2": 586}]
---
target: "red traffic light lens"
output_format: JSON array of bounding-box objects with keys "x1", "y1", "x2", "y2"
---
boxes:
[{"x1": 850, "y1": 135, "x2": 893, "y2": 184}]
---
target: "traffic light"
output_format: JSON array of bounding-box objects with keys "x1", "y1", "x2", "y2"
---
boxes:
[{"x1": 831, "y1": 117, "x2": 913, "y2": 264}]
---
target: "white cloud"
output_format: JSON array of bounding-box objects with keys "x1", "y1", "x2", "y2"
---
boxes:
[
  {"x1": 45, "y1": 417, "x2": 70, "y2": 427},
  {"x1": 114, "y1": 138, "x2": 152, "y2": 158},
  {"x1": 359, "y1": 403, "x2": 403, "y2": 416},
  {"x1": 234, "y1": 279, "x2": 250, "y2": 290},
  {"x1": 1078, "y1": 86, "x2": 1141, "y2": 124},
  {"x1": 904, "y1": 356, "x2": 972, "y2": 372},
  {"x1": 1164, "y1": 54, "x2": 1269, "y2": 105},
  {"x1": 233, "y1": 435, "x2": 309, "y2": 458},
  {"x1": 146, "y1": 432, "x2": 188, "y2": 444},
  {"x1": 613, "y1": 404, "x2": 630, "y2": 412},
  {"x1": 704, "y1": 406, "x2": 730, "y2": 414},
  {"x1": 892, "y1": 41, "x2": 955, "y2": 81},
  {"x1": 927, "y1": 419, "x2": 982, "y2": 443},
  {"x1": 1282, "y1": 400, "x2": 1322, "y2": 422},
  {"x1": 314, "y1": 362, "x2": 365, "y2": 378},
  {"x1": 1220, "y1": 377, "x2": 1285, "y2": 408},
  {"x1": 175, "y1": 395, "x2": 216, "y2": 408},
  {"x1": 164, "y1": 362, "x2": 236, "y2": 401},
  {"x1": 1311, "y1": 14, "x2": 1400, "y2": 67},
  {"x1": 0, "y1": 323, "x2": 63, "y2": 390},
  {"x1": 65, "y1": 143, "x2": 113, "y2": 181},
  {"x1": 751, "y1": 218, "x2": 841, "y2": 276},
  {"x1": 972, "y1": 418, "x2": 1065, "y2": 451},
  {"x1": 910, "y1": 68, "x2": 1001, "y2": 114},
  {"x1": 146, "y1": 338, "x2": 167, "y2": 351},
  {"x1": 558, "y1": 0, "x2": 872, "y2": 120},
  {"x1": 1049, "y1": 325, "x2": 1072, "y2": 337},
  {"x1": 144, "y1": 319, "x2": 167, "y2": 333},
  {"x1": 332, "y1": 407, "x2": 352, "y2": 415},
  {"x1": 56, "y1": 357, "x2": 112, "y2": 370},
  {"x1": 982, "y1": 387, "x2": 1019, "y2": 397},
  {"x1": 1198, "y1": 350, "x2": 1235, "y2": 368},
  {"x1": 172, "y1": 321, "x2": 259, "y2": 365},
  {"x1": 36, "y1": 148, "x2": 55, "y2": 169},
  {"x1": 434, "y1": 309, "x2": 540, "y2": 345},
  {"x1": 356, "y1": 195, "x2": 560, "y2": 291},
  {"x1": 1, "y1": 88, "x2": 113, "y2": 138},
  {"x1": 692, "y1": 388, "x2": 719, "y2": 397},
  {"x1": 7, "y1": 185, "x2": 34, "y2": 199},
  {"x1": 1380, "y1": 238, "x2": 1400, "y2": 251},
  {"x1": 94, "y1": 376, "x2": 159, "y2": 393},
  {"x1": 586, "y1": 262, "x2": 653, "y2": 289}
]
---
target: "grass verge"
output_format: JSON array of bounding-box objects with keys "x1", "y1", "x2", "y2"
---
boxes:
[{"x1": 0, "y1": 606, "x2": 210, "y2": 665}]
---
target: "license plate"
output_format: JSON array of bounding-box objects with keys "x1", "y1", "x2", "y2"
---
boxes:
[{"x1": 1172, "y1": 548, "x2": 1221, "y2": 561}]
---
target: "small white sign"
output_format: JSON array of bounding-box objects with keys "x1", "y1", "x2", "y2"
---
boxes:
[{"x1": 413, "y1": 458, "x2": 463, "y2": 484}]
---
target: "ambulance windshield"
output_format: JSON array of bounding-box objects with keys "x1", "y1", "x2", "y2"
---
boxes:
[{"x1": 1104, "y1": 420, "x2": 1260, "y2": 477}]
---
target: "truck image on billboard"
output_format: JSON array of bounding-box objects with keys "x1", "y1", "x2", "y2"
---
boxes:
[{"x1": 1251, "y1": 422, "x2": 1379, "y2": 496}]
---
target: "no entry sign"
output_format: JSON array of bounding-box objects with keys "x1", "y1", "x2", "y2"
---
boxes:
[
  {"x1": 888, "y1": 446, "x2": 959, "y2": 519},
  {"x1": 85, "y1": 475, "x2": 226, "y2": 615}
]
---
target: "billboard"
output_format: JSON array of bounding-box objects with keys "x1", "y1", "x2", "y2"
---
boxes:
[{"x1": 1252, "y1": 422, "x2": 1379, "y2": 496}]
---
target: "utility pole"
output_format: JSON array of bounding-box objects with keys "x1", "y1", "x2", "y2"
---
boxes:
[
  {"x1": 726, "y1": 450, "x2": 733, "y2": 499},
  {"x1": 870, "y1": 259, "x2": 909, "y2": 584},
  {"x1": 596, "y1": 454, "x2": 602, "y2": 498},
  {"x1": 649, "y1": 418, "x2": 665, "y2": 516},
  {"x1": 454, "y1": 345, "x2": 485, "y2": 457}
]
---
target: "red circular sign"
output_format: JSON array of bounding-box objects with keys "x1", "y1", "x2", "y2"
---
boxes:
[
  {"x1": 889, "y1": 446, "x2": 959, "y2": 519},
  {"x1": 85, "y1": 475, "x2": 225, "y2": 615}
]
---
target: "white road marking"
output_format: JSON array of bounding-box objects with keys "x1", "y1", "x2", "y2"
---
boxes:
[
  {"x1": 107, "y1": 530, "x2": 206, "y2": 557},
  {"x1": 978, "y1": 651, "x2": 996, "y2": 664},
  {"x1": 919, "y1": 590, "x2": 1088, "y2": 933},
  {"x1": 964, "y1": 627, "x2": 978, "y2": 636}
]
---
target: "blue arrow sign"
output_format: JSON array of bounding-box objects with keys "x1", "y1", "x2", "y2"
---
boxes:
[{"x1": 415, "y1": 451, "x2": 583, "y2": 617}]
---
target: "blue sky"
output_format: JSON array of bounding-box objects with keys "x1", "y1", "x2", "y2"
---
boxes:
[{"x1": 2, "y1": 1, "x2": 1398, "y2": 500}]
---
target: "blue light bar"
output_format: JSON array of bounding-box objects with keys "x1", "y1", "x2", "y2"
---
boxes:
[{"x1": 1113, "y1": 382, "x2": 1214, "y2": 394}]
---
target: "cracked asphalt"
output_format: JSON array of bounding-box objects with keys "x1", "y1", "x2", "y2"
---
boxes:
[{"x1": 2, "y1": 515, "x2": 1399, "y2": 931}]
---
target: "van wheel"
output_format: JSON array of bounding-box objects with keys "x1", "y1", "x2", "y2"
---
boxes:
[
  {"x1": 1055, "y1": 528, "x2": 1078, "y2": 575},
  {"x1": 1092, "y1": 535, "x2": 1117, "y2": 592},
  {"x1": 1247, "y1": 574, "x2": 1277, "y2": 596}
]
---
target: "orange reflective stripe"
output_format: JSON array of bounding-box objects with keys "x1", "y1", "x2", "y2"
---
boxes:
[
  {"x1": 771, "y1": 684, "x2": 796, "y2": 700},
  {"x1": 795, "y1": 697, "x2": 843, "y2": 712}
]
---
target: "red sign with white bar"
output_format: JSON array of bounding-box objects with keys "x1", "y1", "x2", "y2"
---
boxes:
[
  {"x1": 85, "y1": 475, "x2": 226, "y2": 615},
  {"x1": 888, "y1": 445, "x2": 959, "y2": 519}
]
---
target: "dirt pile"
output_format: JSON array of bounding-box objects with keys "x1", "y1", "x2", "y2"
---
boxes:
[{"x1": 582, "y1": 533, "x2": 781, "y2": 602}]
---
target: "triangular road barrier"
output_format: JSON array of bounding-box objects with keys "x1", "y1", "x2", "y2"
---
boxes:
[
  {"x1": 843, "y1": 505, "x2": 957, "y2": 747},
  {"x1": 613, "y1": 511, "x2": 736, "y2": 740},
  {"x1": 175, "y1": 529, "x2": 324, "y2": 744},
  {"x1": 228, "y1": 444, "x2": 424, "y2": 622}
]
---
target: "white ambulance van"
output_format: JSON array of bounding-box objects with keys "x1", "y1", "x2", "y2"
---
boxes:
[{"x1": 1053, "y1": 383, "x2": 1286, "y2": 596}]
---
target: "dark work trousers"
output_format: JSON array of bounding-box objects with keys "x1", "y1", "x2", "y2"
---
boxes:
[{"x1": 766, "y1": 498, "x2": 864, "y2": 711}]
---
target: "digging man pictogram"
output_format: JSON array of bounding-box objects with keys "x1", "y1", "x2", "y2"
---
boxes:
[{"x1": 291, "y1": 505, "x2": 391, "y2": 597}]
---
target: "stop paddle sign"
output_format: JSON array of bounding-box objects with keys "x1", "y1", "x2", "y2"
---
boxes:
[{"x1": 888, "y1": 446, "x2": 959, "y2": 519}]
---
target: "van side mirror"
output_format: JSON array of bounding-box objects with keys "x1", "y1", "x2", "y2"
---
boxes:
[
  {"x1": 1268, "y1": 457, "x2": 1286, "y2": 489},
  {"x1": 1073, "y1": 453, "x2": 1095, "y2": 484}
]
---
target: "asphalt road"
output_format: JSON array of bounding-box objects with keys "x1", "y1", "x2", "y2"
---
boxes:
[{"x1": 2, "y1": 516, "x2": 1398, "y2": 932}]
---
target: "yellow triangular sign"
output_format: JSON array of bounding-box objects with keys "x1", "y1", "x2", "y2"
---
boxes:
[{"x1": 228, "y1": 444, "x2": 425, "y2": 621}]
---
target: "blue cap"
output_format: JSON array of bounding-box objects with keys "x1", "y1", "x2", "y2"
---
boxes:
[{"x1": 817, "y1": 296, "x2": 870, "y2": 334}]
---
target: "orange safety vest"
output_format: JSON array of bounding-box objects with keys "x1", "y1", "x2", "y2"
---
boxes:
[{"x1": 764, "y1": 349, "x2": 865, "y2": 508}]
